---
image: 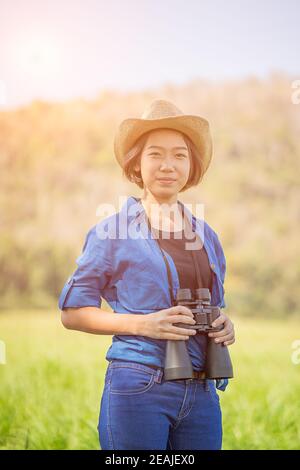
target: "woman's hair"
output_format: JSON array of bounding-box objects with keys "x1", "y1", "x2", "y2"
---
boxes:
[{"x1": 122, "y1": 128, "x2": 205, "y2": 192}]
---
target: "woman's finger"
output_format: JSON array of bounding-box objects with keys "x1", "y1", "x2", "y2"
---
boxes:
[
  {"x1": 211, "y1": 314, "x2": 226, "y2": 328},
  {"x1": 169, "y1": 325, "x2": 197, "y2": 336},
  {"x1": 208, "y1": 324, "x2": 233, "y2": 338},
  {"x1": 168, "y1": 315, "x2": 196, "y2": 326},
  {"x1": 213, "y1": 333, "x2": 235, "y2": 343},
  {"x1": 224, "y1": 339, "x2": 235, "y2": 346},
  {"x1": 170, "y1": 305, "x2": 194, "y2": 318}
]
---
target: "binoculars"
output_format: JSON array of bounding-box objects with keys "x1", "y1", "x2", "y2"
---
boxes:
[{"x1": 164, "y1": 288, "x2": 234, "y2": 381}]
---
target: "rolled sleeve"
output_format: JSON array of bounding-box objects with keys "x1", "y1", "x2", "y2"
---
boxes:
[{"x1": 58, "y1": 224, "x2": 112, "y2": 310}]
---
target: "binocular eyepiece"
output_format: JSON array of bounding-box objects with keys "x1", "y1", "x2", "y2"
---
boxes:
[{"x1": 164, "y1": 287, "x2": 234, "y2": 381}]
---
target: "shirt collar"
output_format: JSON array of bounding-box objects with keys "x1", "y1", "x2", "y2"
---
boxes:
[{"x1": 120, "y1": 195, "x2": 199, "y2": 232}]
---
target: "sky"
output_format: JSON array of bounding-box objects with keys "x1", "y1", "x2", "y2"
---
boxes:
[{"x1": 0, "y1": 0, "x2": 299, "y2": 109}]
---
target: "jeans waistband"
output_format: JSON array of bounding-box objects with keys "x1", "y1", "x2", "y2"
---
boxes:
[{"x1": 108, "y1": 360, "x2": 208, "y2": 386}]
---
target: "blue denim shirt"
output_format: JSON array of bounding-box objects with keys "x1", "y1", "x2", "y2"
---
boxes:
[{"x1": 58, "y1": 195, "x2": 229, "y2": 391}]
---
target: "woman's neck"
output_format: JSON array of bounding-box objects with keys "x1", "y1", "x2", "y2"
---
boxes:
[{"x1": 140, "y1": 192, "x2": 184, "y2": 232}]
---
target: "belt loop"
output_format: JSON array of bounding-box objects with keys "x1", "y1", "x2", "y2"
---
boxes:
[
  {"x1": 204, "y1": 378, "x2": 210, "y2": 391},
  {"x1": 154, "y1": 368, "x2": 163, "y2": 384}
]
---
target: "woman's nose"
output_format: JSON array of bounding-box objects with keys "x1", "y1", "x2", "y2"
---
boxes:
[{"x1": 160, "y1": 159, "x2": 175, "y2": 170}]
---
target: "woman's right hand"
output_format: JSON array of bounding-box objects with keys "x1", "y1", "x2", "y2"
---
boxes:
[{"x1": 142, "y1": 306, "x2": 197, "y2": 340}]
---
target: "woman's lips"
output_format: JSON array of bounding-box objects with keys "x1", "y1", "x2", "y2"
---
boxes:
[{"x1": 156, "y1": 178, "x2": 177, "y2": 184}]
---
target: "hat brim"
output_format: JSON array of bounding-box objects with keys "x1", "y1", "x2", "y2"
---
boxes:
[{"x1": 114, "y1": 114, "x2": 213, "y2": 173}]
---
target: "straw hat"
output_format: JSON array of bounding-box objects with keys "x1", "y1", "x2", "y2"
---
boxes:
[{"x1": 114, "y1": 99, "x2": 213, "y2": 173}]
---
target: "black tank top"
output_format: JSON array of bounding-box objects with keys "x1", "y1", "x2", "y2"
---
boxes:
[{"x1": 155, "y1": 227, "x2": 213, "y2": 293}]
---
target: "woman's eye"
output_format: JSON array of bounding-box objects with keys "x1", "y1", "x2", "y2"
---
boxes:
[
  {"x1": 149, "y1": 152, "x2": 186, "y2": 158},
  {"x1": 149, "y1": 152, "x2": 161, "y2": 157}
]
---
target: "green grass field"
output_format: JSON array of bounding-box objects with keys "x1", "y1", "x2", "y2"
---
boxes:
[{"x1": 0, "y1": 310, "x2": 299, "y2": 450}]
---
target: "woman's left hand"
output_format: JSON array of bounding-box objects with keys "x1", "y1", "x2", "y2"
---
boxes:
[{"x1": 208, "y1": 312, "x2": 235, "y2": 346}]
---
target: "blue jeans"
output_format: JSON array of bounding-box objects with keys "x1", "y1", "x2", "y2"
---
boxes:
[{"x1": 98, "y1": 360, "x2": 222, "y2": 450}]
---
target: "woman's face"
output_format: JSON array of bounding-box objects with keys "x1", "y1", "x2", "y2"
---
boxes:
[{"x1": 137, "y1": 128, "x2": 191, "y2": 200}]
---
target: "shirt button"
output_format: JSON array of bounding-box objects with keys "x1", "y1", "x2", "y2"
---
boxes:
[{"x1": 210, "y1": 263, "x2": 215, "y2": 271}]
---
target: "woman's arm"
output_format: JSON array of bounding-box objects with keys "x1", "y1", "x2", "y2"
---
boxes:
[
  {"x1": 61, "y1": 305, "x2": 198, "y2": 340},
  {"x1": 61, "y1": 307, "x2": 144, "y2": 336}
]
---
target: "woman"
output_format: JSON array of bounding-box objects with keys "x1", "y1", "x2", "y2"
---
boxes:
[{"x1": 58, "y1": 99, "x2": 235, "y2": 450}]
